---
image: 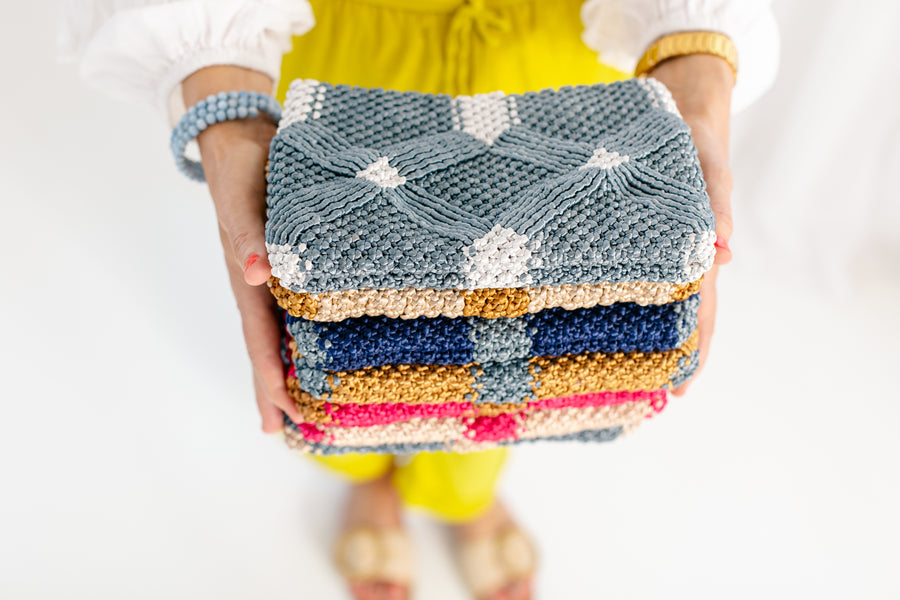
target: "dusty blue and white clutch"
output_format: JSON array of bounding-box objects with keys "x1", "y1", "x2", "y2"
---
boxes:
[
  {"x1": 265, "y1": 78, "x2": 715, "y2": 455},
  {"x1": 266, "y1": 78, "x2": 715, "y2": 298}
]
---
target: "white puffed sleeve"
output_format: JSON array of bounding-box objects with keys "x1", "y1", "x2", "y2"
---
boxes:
[
  {"x1": 580, "y1": 0, "x2": 779, "y2": 113},
  {"x1": 58, "y1": 0, "x2": 315, "y2": 124}
]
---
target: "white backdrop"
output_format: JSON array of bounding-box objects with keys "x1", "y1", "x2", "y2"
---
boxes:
[
  {"x1": 1, "y1": 1, "x2": 898, "y2": 598},
  {"x1": 730, "y1": 1, "x2": 900, "y2": 293}
]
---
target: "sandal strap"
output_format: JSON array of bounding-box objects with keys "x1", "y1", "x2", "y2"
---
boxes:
[
  {"x1": 457, "y1": 526, "x2": 537, "y2": 598},
  {"x1": 334, "y1": 527, "x2": 413, "y2": 586},
  {"x1": 497, "y1": 528, "x2": 536, "y2": 578},
  {"x1": 459, "y1": 537, "x2": 508, "y2": 597}
]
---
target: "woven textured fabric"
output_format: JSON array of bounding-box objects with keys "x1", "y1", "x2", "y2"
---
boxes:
[
  {"x1": 292, "y1": 389, "x2": 667, "y2": 427},
  {"x1": 285, "y1": 329, "x2": 698, "y2": 405},
  {"x1": 265, "y1": 78, "x2": 715, "y2": 295},
  {"x1": 285, "y1": 400, "x2": 658, "y2": 455},
  {"x1": 269, "y1": 276, "x2": 702, "y2": 321},
  {"x1": 286, "y1": 294, "x2": 699, "y2": 372},
  {"x1": 268, "y1": 78, "x2": 715, "y2": 455},
  {"x1": 284, "y1": 424, "x2": 625, "y2": 456}
]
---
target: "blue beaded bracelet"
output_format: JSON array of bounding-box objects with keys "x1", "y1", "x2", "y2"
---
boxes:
[{"x1": 170, "y1": 90, "x2": 282, "y2": 182}]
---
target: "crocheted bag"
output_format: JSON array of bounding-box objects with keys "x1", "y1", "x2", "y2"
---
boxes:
[{"x1": 266, "y1": 78, "x2": 715, "y2": 455}]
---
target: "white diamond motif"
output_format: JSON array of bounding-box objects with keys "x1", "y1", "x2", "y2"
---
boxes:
[
  {"x1": 582, "y1": 147, "x2": 629, "y2": 169},
  {"x1": 464, "y1": 225, "x2": 539, "y2": 288},
  {"x1": 637, "y1": 77, "x2": 682, "y2": 117},
  {"x1": 267, "y1": 242, "x2": 310, "y2": 289},
  {"x1": 682, "y1": 231, "x2": 717, "y2": 281},
  {"x1": 278, "y1": 79, "x2": 324, "y2": 132},
  {"x1": 356, "y1": 156, "x2": 407, "y2": 188},
  {"x1": 455, "y1": 91, "x2": 512, "y2": 145}
]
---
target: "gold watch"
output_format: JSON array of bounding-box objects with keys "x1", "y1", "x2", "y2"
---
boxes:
[{"x1": 634, "y1": 31, "x2": 738, "y2": 80}]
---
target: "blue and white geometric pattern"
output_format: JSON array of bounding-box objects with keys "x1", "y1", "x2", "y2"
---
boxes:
[{"x1": 266, "y1": 79, "x2": 715, "y2": 294}]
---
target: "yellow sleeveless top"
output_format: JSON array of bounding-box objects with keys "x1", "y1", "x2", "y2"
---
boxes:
[{"x1": 276, "y1": 0, "x2": 628, "y2": 101}]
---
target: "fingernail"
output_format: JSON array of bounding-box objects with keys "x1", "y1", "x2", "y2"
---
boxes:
[
  {"x1": 714, "y1": 235, "x2": 729, "y2": 251},
  {"x1": 244, "y1": 254, "x2": 260, "y2": 272}
]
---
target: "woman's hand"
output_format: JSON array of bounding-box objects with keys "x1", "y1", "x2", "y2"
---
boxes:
[
  {"x1": 183, "y1": 66, "x2": 303, "y2": 432},
  {"x1": 647, "y1": 54, "x2": 735, "y2": 396}
]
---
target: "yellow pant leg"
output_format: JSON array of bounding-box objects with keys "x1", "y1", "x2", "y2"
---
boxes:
[
  {"x1": 308, "y1": 453, "x2": 394, "y2": 484},
  {"x1": 392, "y1": 448, "x2": 509, "y2": 522},
  {"x1": 308, "y1": 449, "x2": 506, "y2": 521}
]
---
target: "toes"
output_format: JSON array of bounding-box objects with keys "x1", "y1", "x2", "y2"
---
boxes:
[
  {"x1": 506, "y1": 579, "x2": 532, "y2": 600},
  {"x1": 380, "y1": 582, "x2": 408, "y2": 600},
  {"x1": 482, "y1": 579, "x2": 533, "y2": 600},
  {"x1": 486, "y1": 588, "x2": 511, "y2": 600},
  {"x1": 349, "y1": 582, "x2": 408, "y2": 600},
  {"x1": 349, "y1": 582, "x2": 373, "y2": 600}
]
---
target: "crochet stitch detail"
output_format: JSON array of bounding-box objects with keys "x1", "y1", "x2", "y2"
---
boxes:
[
  {"x1": 268, "y1": 276, "x2": 703, "y2": 321},
  {"x1": 268, "y1": 78, "x2": 716, "y2": 455},
  {"x1": 285, "y1": 329, "x2": 699, "y2": 404},
  {"x1": 265, "y1": 79, "x2": 715, "y2": 294},
  {"x1": 285, "y1": 294, "x2": 700, "y2": 372}
]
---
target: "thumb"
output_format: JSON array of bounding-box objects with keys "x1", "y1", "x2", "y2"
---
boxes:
[
  {"x1": 207, "y1": 140, "x2": 273, "y2": 287},
  {"x1": 688, "y1": 118, "x2": 734, "y2": 265},
  {"x1": 221, "y1": 209, "x2": 272, "y2": 287},
  {"x1": 254, "y1": 371, "x2": 284, "y2": 434},
  {"x1": 707, "y1": 167, "x2": 734, "y2": 266},
  {"x1": 197, "y1": 116, "x2": 276, "y2": 287},
  {"x1": 693, "y1": 132, "x2": 734, "y2": 267}
]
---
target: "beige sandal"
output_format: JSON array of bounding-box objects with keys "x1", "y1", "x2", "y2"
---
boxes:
[
  {"x1": 456, "y1": 525, "x2": 537, "y2": 599},
  {"x1": 334, "y1": 526, "x2": 413, "y2": 593}
]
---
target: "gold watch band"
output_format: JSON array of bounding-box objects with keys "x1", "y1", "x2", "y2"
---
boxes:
[{"x1": 634, "y1": 31, "x2": 738, "y2": 80}]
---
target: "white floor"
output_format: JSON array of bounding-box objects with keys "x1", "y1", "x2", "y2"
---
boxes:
[{"x1": 2, "y1": 2, "x2": 899, "y2": 598}]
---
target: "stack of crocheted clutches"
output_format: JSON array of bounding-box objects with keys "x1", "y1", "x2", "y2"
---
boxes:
[{"x1": 266, "y1": 78, "x2": 715, "y2": 455}]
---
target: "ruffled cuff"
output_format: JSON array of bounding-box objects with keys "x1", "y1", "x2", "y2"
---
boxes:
[
  {"x1": 59, "y1": 0, "x2": 315, "y2": 125},
  {"x1": 581, "y1": 0, "x2": 779, "y2": 113}
]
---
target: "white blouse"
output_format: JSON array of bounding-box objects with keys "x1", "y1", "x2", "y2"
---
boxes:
[{"x1": 58, "y1": 0, "x2": 778, "y2": 125}]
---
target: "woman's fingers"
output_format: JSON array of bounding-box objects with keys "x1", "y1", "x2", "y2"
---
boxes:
[
  {"x1": 183, "y1": 67, "x2": 276, "y2": 286},
  {"x1": 648, "y1": 58, "x2": 732, "y2": 397},
  {"x1": 690, "y1": 123, "x2": 734, "y2": 266},
  {"x1": 649, "y1": 55, "x2": 735, "y2": 267},
  {"x1": 214, "y1": 137, "x2": 273, "y2": 286},
  {"x1": 200, "y1": 120, "x2": 295, "y2": 426},
  {"x1": 182, "y1": 67, "x2": 295, "y2": 429},
  {"x1": 235, "y1": 274, "x2": 304, "y2": 425},
  {"x1": 245, "y1": 310, "x2": 304, "y2": 425},
  {"x1": 671, "y1": 265, "x2": 718, "y2": 397},
  {"x1": 220, "y1": 225, "x2": 304, "y2": 426},
  {"x1": 678, "y1": 123, "x2": 728, "y2": 393},
  {"x1": 707, "y1": 170, "x2": 734, "y2": 266},
  {"x1": 254, "y1": 371, "x2": 284, "y2": 433},
  {"x1": 198, "y1": 118, "x2": 276, "y2": 286}
]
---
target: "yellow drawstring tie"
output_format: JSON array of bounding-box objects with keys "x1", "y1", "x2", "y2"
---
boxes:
[{"x1": 444, "y1": 0, "x2": 512, "y2": 95}]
